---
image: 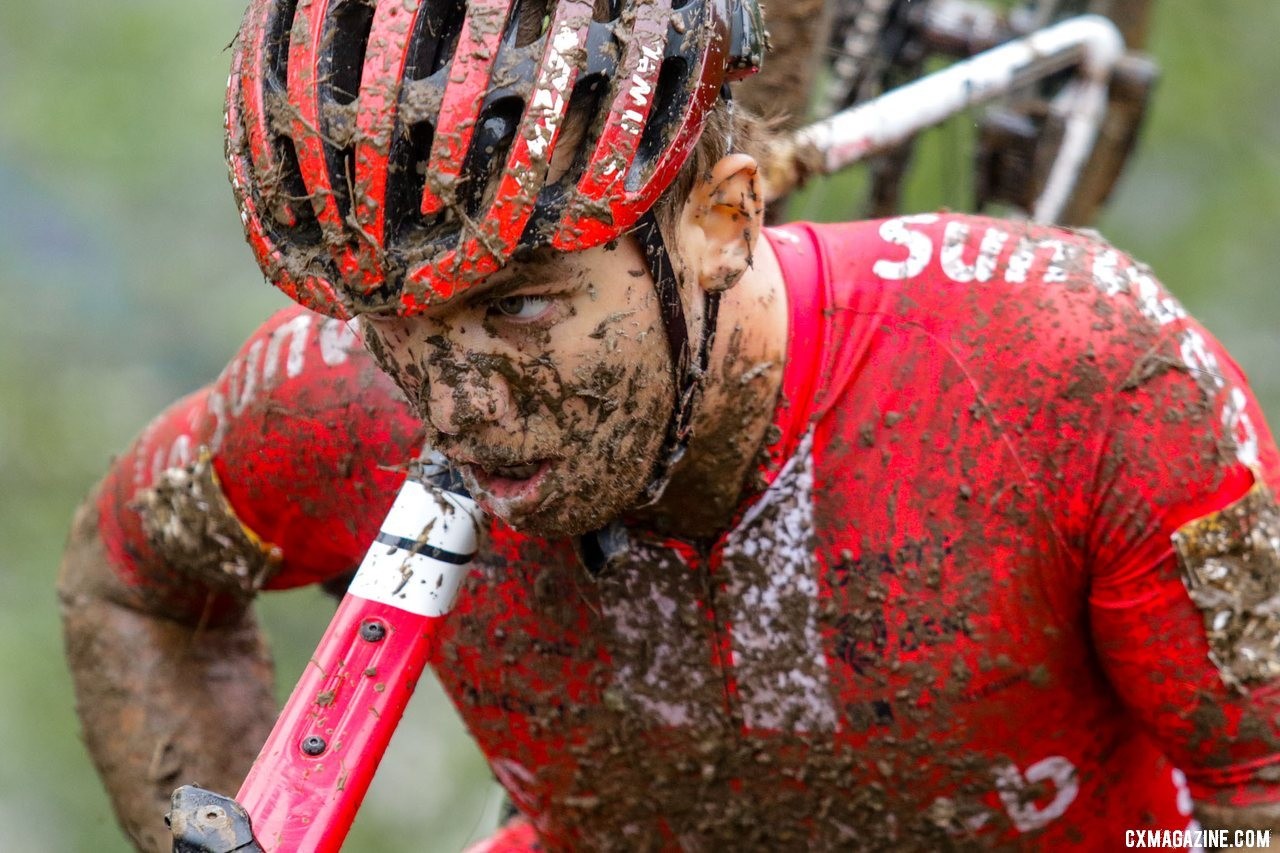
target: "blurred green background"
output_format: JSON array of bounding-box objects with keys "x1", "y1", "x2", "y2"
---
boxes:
[{"x1": 1, "y1": 1, "x2": 1276, "y2": 850}]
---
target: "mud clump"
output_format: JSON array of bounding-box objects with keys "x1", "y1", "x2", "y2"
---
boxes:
[
  {"x1": 1174, "y1": 480, "x2": 1280, "y2": 691},
  {"x1": 133, "y1": 451, "x2": 283, "y2": 601}
]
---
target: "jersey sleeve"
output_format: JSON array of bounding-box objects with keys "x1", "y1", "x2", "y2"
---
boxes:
[
  {"x1": 1078, "y1": 249, "x2": 1280, "y2": 808},
  {"x1": 96, "y1": 305, "x2": 423, "y2": 617}
]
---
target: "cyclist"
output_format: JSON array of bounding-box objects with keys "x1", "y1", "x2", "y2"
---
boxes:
[{"x1": 59, "y1": 0, "x2": 1280, "y2": 848}]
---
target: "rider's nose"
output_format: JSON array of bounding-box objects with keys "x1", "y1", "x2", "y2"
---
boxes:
[{"x1": 423, "y1": 363, "x2": 511, "y2": 436}]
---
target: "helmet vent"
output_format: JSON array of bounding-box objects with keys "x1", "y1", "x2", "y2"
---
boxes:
[
  {"x1": 386, "y1": 120, "x2": 437, "y2": 242},
  {"x1": 272, "y1": 134, "x2": 323, "y2": 245},
  {"x1": 406, "y1": 0, "x2": 466, "y2": 81},
  {"x1": 519, "y1": 72, "x2": 609, "y2": 248},
  {"x1": 310, "y1": 2, "x2": 376, "y2": 235},
  {"x1": 458, "y1": 97, "x2": 524, "y2": 219},
  {"x1": 549, "y1": 73, "x2": 609, "y2": 195},
  {"x1": 230, "y1": 0, "x2": 764, "y2": 315},
  {"x1": 264, "y1": 0, "x2": 300, "y2": 88},
  {"x1": 321, "y1": 0, "x2": 377, "y2": 106}
]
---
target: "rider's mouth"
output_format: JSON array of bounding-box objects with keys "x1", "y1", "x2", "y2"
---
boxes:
[{"x1": 462, "y1": 458, "x2": 554, "y2": 503}]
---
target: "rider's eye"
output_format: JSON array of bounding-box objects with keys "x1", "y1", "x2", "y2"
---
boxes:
[{"x1": 491, "y1": 294, "x2": 552, "y2": 321}]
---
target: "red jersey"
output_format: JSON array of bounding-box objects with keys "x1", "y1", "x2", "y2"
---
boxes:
[{"x1": 98, "y1": 214, "x2": 1280, "y2": 848}]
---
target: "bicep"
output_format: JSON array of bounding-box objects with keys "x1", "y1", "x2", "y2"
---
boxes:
[
  {"x1": 1088, "y1": 415, "x2": 1280, "y2": 808},
  {"x1": 1092, "y1": 538, "x2": 1280, "y2": 807},
  {"x1": 1084, "y1": 297, "x2": 1280, "y2": 806}
]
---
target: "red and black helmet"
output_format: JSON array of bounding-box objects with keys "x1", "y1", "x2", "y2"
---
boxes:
[{"x1": 226, "y1": 0, "x2": 764, "y2": 318}]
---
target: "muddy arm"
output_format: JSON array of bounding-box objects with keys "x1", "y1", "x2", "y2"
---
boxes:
[
  {"x1": 57, "y1": 490, "x2": 276, "y2": 853},
  {"x1": 56, "y1": 306, "x2": 426, "y2": 851}
]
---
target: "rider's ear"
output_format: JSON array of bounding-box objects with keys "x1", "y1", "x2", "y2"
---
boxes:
[{"x1": 680, "y1": 153, "x2": 764, "y2": 294}]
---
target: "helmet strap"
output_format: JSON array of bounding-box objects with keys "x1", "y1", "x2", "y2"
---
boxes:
[
  {"x1": 632, "y1": 209, "x2": 722, "y2": 508},
  {"x1": 575, "y1": 87, "x2": 736, "y2": 570}
]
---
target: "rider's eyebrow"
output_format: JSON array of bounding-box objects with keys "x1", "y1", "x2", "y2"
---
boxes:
[{"x1": 465, "y1": 252, "x2": 571, "y2": 303}]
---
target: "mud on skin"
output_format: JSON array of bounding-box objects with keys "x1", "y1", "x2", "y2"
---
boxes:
[
  {"x1": 58, "y1": 495, "x2": 276, "y2": 853},
  {"x1": 432, "y1": 221, "x2": 1280, "y2": 848},
  {"x1": 360, "y1": 249, "x2": 677, "y2": 537}
]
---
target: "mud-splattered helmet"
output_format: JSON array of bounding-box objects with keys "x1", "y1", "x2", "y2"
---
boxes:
[{"x1": 226, "y1": 0, "x2": 765, "y2": 319}]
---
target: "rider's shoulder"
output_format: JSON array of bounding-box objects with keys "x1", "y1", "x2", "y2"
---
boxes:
[
  {"x1": 208, "y1": 304, "x2": 412, "y2": 426},
  {"x1": 222, "y1": 304, "x2": 374, "y2": 384},
  {"x1": 785, "y1": 212, "x2": 1207, "y2": 424},
  {"x1": 809, "y1": 212, "x2": 1184, "y2": 343}
]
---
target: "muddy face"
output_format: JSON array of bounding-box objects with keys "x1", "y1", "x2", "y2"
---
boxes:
[{"x1": 361, "y1": 239, "x2": 675, "y2": 536}]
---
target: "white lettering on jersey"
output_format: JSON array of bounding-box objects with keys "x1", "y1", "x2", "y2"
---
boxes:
[
  {"x1": 1176, "y1": 328, "x2": 1258, "y2": 465},
  {"x1": 1005, "y1": 237, "x2": 1075, "y2": 283},
  {"x1": 873, "y1": 218, "x2": 1255, "y2": 469},
  {"x1": 263, "y1": 312, "x2": 313, "y2": 385},
  {"x1": 132, "y1": 419, "x2": 162, "y2": 489},
  {"x1": 139, "y1": 311, "x2": 357, "y2": 492},
  {"x1": 148, "y1": 434, "x2": 196, "y2": 485},
  {"x1": 1089, "y1": 250, "x2": 1187, "y2": 325},
  {"x1": 1180, "y1": 329, "x2": 1227, "y2": 391},
  {"x1": 941, "y1": 221, "x2": 1008, "y2": 283},
  {"x1": 218, "y1": 312, "x2": 316, "y2": 436},
  {"x1": 995, "y1": 756, "x2": 1079, "y2": 832},
  {"x1": 1091, "y1": 249, "x2": 1126, "y2": 296},
  {"x1": 228, "y1": 338, "x2": 264, "y2": 417},
  {"x1": 318, "y1": 317, "x2": 358, "y2": 367},
  {"x1": 1084, "y1": 248, "x2": 1250, "y2": 465},
  {"x1": 873, "y1": 214, "x2": 940, "y2": 280},
  {"x1": 167, "y1": 434, "x2": 192, "y2": 469},
  {"x1": 1172, "y1": 768, "x2": 1194, "y2": 817},
  {"x1": 206, "y1": 390, "x2": 228, "y2": 455},
  {"x1": 1224, "y1": 387, "x2": 1260, "y2": 468},
  {"x1": 1134, "y1": 269, "x2": 1187, "y2": 326}
]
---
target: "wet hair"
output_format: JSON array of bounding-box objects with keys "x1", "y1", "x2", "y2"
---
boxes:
[{"x1": 652, "y1": 98, "x2": 769, "y2": 237}]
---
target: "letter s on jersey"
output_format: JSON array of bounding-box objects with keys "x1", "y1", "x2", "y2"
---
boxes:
[{"x1": 873, "y1": 214, "x2": 940, "y2": 280}]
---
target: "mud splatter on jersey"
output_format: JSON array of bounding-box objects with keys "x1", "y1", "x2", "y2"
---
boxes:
[{"x1": 99, "y1": 215, "x2": 1280, "y2": 848}]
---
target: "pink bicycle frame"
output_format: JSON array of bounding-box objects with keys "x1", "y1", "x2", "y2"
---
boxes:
[{"x1": 178, "y1": 460, "x2": 482, "y2": 851}]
